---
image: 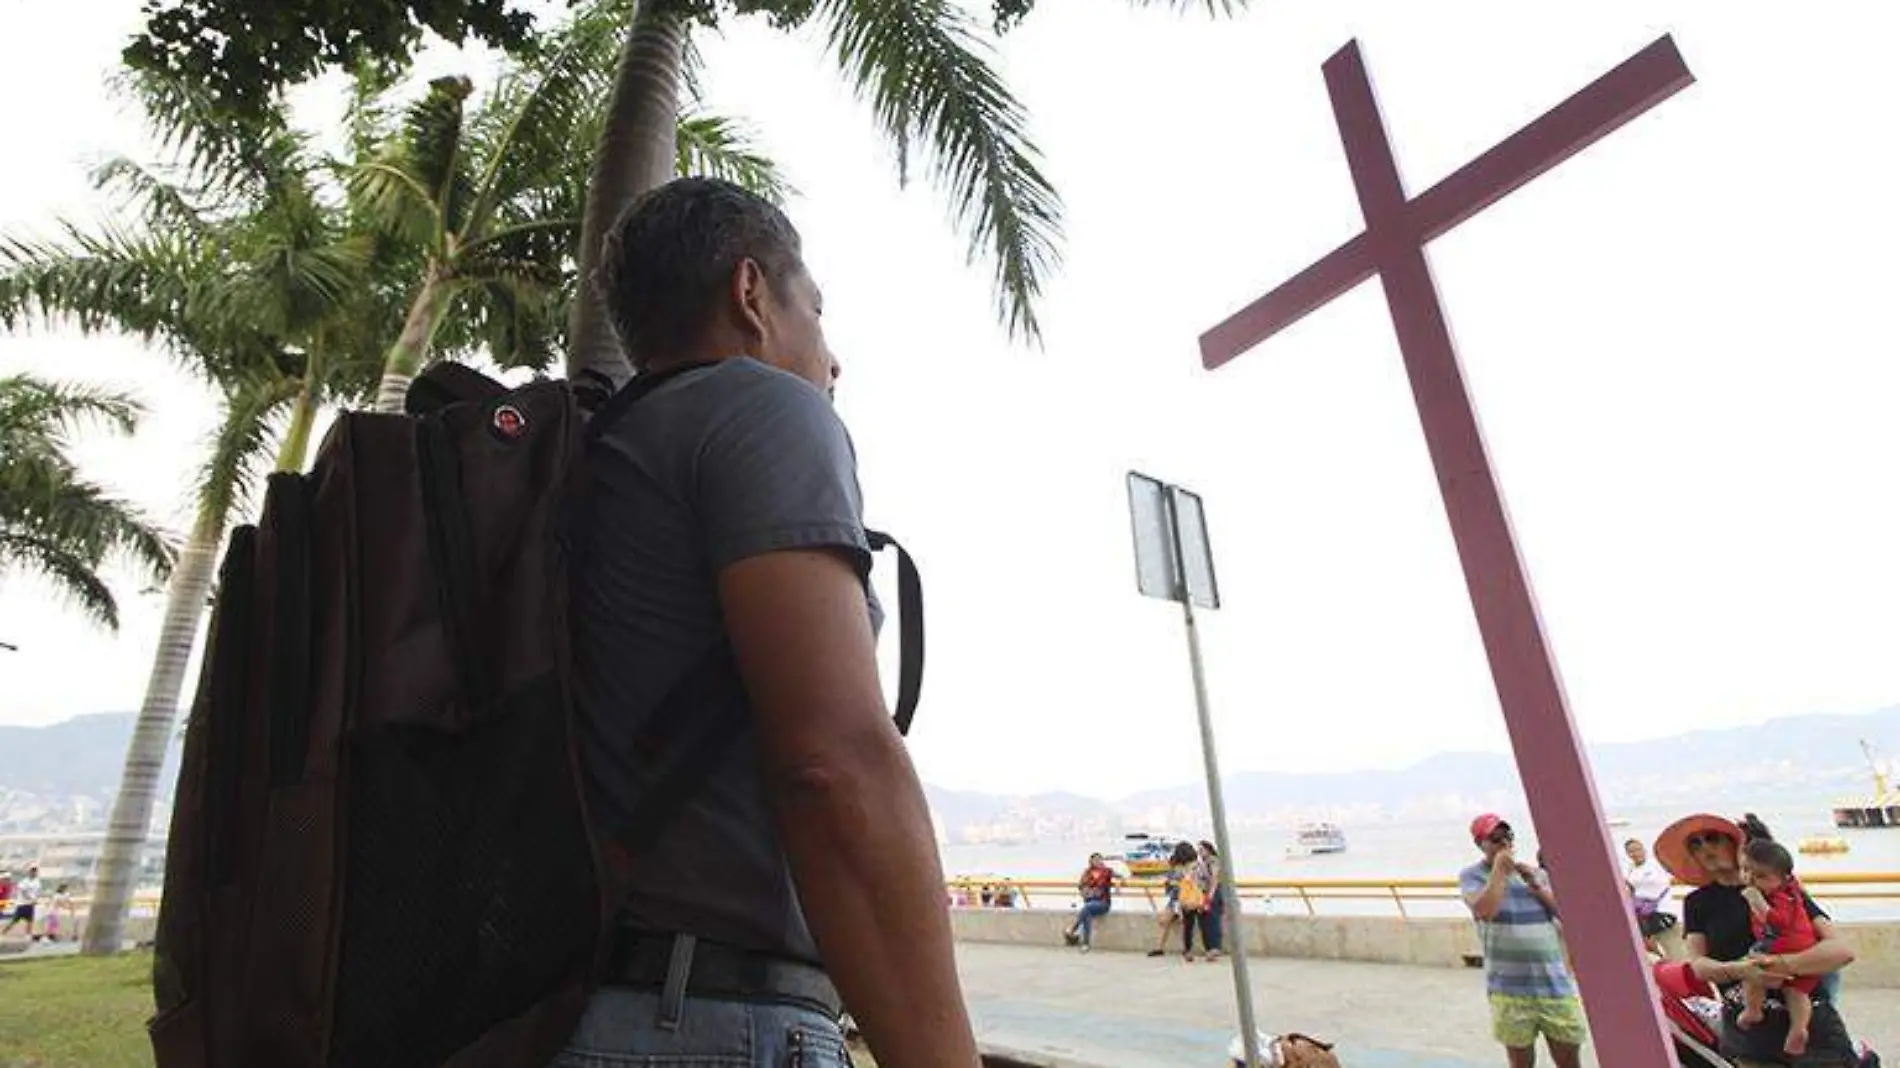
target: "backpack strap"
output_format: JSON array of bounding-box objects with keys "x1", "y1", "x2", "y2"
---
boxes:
[
  {"x1": 606, "y1": 529, "x2": 923, "y2": 860},
  {"x1": 866, "y1": 530, "x2": 923, "y2": 736},
  {"x1": 583, "y1": 361, "x2": 719, "y2": 442},
  {"x1": 584, "y1": 364, "x2": 926, "y2": 735}
]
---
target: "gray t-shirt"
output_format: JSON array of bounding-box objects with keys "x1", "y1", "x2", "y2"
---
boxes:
[{"x1": 571, "y1": 357, "x2": 880, "y2": 966}]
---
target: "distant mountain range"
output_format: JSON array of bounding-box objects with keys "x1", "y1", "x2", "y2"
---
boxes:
[
  {"x1": 1, "y1": 706, "x2": 1893, "y2": 840},
  {"x1": 923, "y1": 705, "x2": 1900, "y2": 840},
  {"x1": 0, "y1": 713, "x2": 182, "y2": 835}
]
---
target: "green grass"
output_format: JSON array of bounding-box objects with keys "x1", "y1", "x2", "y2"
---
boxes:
[
  {"x1": 0, "y1": 950, "x2": 888, "y2": 1068},
  {"x1": 0, "y1": 952, "x2": 154, "y2": 1068},
  {"x1": 0, "y1": 951, "x2": 879, "y2": 1068}
]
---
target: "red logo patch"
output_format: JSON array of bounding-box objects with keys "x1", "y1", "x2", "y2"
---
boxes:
[{"x1": 491, "y1": 404, "x2": 527, "y2": 440}]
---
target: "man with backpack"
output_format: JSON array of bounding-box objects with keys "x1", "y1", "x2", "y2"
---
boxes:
[
  {"x1": 563, "y1": 177, "x2": 980, "y2": 1067},
  {"x1": 147, "y1": 172, "x2": 963, "y2": 1068}
]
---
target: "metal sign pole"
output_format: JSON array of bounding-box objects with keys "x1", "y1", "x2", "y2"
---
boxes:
[{"x1": 1164, "y1": 489, "x2": 1263, "y2": 1068}]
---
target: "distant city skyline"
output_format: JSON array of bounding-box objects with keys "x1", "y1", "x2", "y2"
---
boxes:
[{"x1": 2, "y1": 705, "x2": 1893, "y2": 867}]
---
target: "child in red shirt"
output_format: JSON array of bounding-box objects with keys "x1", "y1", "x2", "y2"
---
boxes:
[{"x1": 1738, "y1": 839, "x2": 1818, "y2": 1057}]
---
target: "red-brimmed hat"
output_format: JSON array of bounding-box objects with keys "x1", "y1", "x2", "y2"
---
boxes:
[{"x1": 1653, "y1": 813, "x2": 1744, "y2": 887}]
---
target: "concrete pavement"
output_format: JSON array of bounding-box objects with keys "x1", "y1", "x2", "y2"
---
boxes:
[{"x1": 956, "y1": 942, "x2": 1899, "y2": 1067}]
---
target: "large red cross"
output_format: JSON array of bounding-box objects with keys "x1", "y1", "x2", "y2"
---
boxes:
[{"x1": 1201, "y1": 37, "x2": 1695, "y2": 1068}]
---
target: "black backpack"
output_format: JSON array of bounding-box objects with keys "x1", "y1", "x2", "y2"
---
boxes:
[{"x1": 149, "y1": 362, "x2": 922, "y2": 1068}]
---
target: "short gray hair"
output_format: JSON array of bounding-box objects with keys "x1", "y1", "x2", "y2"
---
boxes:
[{"x1": 595, "y1": 177, "x2": 803, "y2": 368}]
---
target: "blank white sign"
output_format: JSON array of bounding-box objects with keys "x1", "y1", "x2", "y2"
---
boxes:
[{"x1": 1126, "y1": 472, "x2": 1220, "y2": 610}]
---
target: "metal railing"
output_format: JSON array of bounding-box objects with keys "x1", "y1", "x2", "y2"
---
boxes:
[
  {"x1": 7, "y1": 876, "x2": 1896, "y2": 927},
  {"x1": 945, "y1": 872, "x2": 1900, "y2": 919}
]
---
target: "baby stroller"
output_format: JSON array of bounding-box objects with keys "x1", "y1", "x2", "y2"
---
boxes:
[
  {"x1": 1653, "y1": 960, "x2": 1730, "y2": 1067},
  {"x1": 1653, "y1": 961, "x2": 1880, "y2": 1068}
]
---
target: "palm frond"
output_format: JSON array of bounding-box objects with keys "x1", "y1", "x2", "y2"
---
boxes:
[
  {"x1": 3, "y1": 474, "x2": 174, "y2": 582},
  {"x1": 410, "y1": 76, "x2": 477, "y2": 233},
  {"x1": 244, "y1": 128, "x2": 333, "y2": 239},
  {"x1": 343, "y1": 61, "x2": 402, "y2": 164},
  {"x1": 463, "y1": 6, "x2": 622, "y2": 239},
  {"x1": 815, "y1": 0, "x2": 1062, "y2": 344},
  {"x1": 223, "y1": 235, "x2": 375, "y2": 340},
  {"x1": 0, "y1": 374, "x2": 143, "y2": 443},
  {"x1": 0, "y1": 225, "x2": 207, "y2": 346},
  {"x1": 89, "y1": 155, "x2": 215, "y2": 237},
  {"x1": 110, "y1": 68, "x2": 288, "y2": 199},
  {"x1": 0, "y1": 373, "x2": 175, "y2": 630},
  {"x1": 455, "y1": 253, "x2": 565, "y2": 292},
  {"x1": 451, "y1": 277, "x2": 566, "y2": 373},
  {"x1": 460, "y1": 218, "x2": 580, "y2": 262},
  {"x1": 676, "y1": 114, "x2": 792, "y2": 203},
  {"x1": 195, "y1": 371, "x2": 302, "y2": 530},
  {"x1": 0, "y1": 532, "x2": 124, "y2": 630},
  {"x1": 681, "y1": 24, "x2": 708, "y2": 104}
]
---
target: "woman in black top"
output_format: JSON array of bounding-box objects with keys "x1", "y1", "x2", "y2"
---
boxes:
[{"x1": 1657, "y1": 814, "x2": 1862, "y2": 1067}]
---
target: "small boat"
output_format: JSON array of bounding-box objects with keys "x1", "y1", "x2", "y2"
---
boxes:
[
  {"x1": 1831, "y1": 740, "x2": 1900, "y2": 829},
  {"x1": 1119, "y1": 833, "x2": 1186, "y2": 877},
  {"x1": 1287, "y1": 822, "x2": 1348, "y2": 856},
  {"x1": 1607, "y1": 816, "x2": 1633, "y2": 829},
  {"x1": 1799, "y1": 836, "x2": 1851, "y2": 856}
]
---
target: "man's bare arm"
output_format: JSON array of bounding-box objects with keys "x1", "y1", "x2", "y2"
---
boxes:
[
  {"x1": 1465, "y1": 856, "x2": 1511, "y2": 921},
  {"x1": 1761, "y1": 917, "x2": 1856, "y2": 978},
  {"x1": 720, "y1": 548, "x2": 979, "y2": 1068}
]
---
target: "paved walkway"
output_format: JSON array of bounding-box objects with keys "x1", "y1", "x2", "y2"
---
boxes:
[{"x1": 956, "y1": 943, "x2": 1899, "y2": 1067}]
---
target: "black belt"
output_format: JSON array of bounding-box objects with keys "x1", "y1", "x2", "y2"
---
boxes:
[{"x1": 601, "y1": 927, "x2": 842, "y2": 1018}]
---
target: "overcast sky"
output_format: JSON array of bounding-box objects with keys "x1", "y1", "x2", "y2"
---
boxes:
[{"x1": 2, "y1": 1, "x2": 1895, "y2": 797}]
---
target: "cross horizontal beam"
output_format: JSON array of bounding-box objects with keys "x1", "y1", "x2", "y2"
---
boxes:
[{"x1": 1201, "y1": 35, "x2": 1693, "y2": 370}]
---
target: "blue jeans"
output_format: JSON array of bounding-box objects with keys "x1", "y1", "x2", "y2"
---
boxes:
[
  {"x1": 1072, "y1": 899, "x2": 1110, "y2": 945},
  {"x1": 1203, "y1": 892, "x2": 1225, "y2": 951},
  {"x1": 552, "y1": 987, "x2": 852, "y2": 1067}
]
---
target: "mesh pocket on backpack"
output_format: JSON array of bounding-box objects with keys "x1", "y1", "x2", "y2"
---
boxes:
[{"x1": 329, "y1": 674, "x2": 597, "y2": 1068}]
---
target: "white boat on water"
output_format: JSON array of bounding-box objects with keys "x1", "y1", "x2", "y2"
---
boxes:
[
  {"x1": 1118, "y1": 833, "x2": 1187, "y2": 877},
  {"x1": 1287, "y1": 822, "x2": 1348, "y2": 856}
]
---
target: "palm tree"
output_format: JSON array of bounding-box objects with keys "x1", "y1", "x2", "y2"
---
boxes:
[
  {"x1": 567, "y1": 0, "x2": 1242, "y2": 388},
  {"x1": 352, "y1": 3, "x2": 790, "y2": 410},
  {"x1": 0, "y1": 375, "x2": 174, "y2": 630},
  {"x1": 0, "y1": 74, "x2": 396, "y2": 955},
  {"x1": 4, "y1": 44, "x2": 786, "y2": 948}
]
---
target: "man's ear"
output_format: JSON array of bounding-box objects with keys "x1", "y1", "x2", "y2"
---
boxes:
[{"x1": 729, "y1": 257, "x2": 770, "y2": 344}]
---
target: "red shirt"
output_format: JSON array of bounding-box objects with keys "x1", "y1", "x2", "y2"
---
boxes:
[
  {"x1": 1752, "y1": 879, "x2": 1817, "y2": 955},
  {"x1": 1080, "y1": 866, "x2": 1114, "y2": 901}
]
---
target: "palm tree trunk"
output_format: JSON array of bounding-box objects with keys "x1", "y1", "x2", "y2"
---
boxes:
[
  {"x1": 80, "y1": 381, "x2": 320, "y2": 955},
  {"x1": 375, "y1": 266, "x2": 453, "y2": 413},
  {"x1": 567, "y1": 1, "x2": 688, "y2": 390},
  {"x1": 277, "y1": 376, "x2": 319, "y2": 471},
  {"x1": 80, "y1": 505, "x2": 221, "y2": 955}
]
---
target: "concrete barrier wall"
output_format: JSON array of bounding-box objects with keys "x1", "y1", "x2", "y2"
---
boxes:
[{"x1": 950, "y1": 908, "x2": 1900, "y2": 988}]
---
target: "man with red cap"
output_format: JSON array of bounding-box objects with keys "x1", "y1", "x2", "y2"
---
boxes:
[{"x1": 1459, "y1": 814, "x2": 1587, "y2": 1068}]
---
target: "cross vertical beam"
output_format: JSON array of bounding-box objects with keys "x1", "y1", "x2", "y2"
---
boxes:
[
  {"x1": 1200, "y1": 37, "x2": 1696, "y2": 1068},
  {"x1": 1324, "y1": 44, "x2": 1678, "y2": 1067}
]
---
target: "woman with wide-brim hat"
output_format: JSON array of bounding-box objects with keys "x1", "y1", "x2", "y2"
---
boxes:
[{"x1": 1657, "y1": 813, "x2": 1865, "y2": 1066}]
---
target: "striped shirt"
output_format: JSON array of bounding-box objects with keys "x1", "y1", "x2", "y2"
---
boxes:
[{"x1": 1459, "y1": 861, "x2": 1576, "y2": 998}]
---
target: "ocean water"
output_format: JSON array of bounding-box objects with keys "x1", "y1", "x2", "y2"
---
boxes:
[{"x1": 939, "y1": 801, "x2": 1900, "y2": 922}]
